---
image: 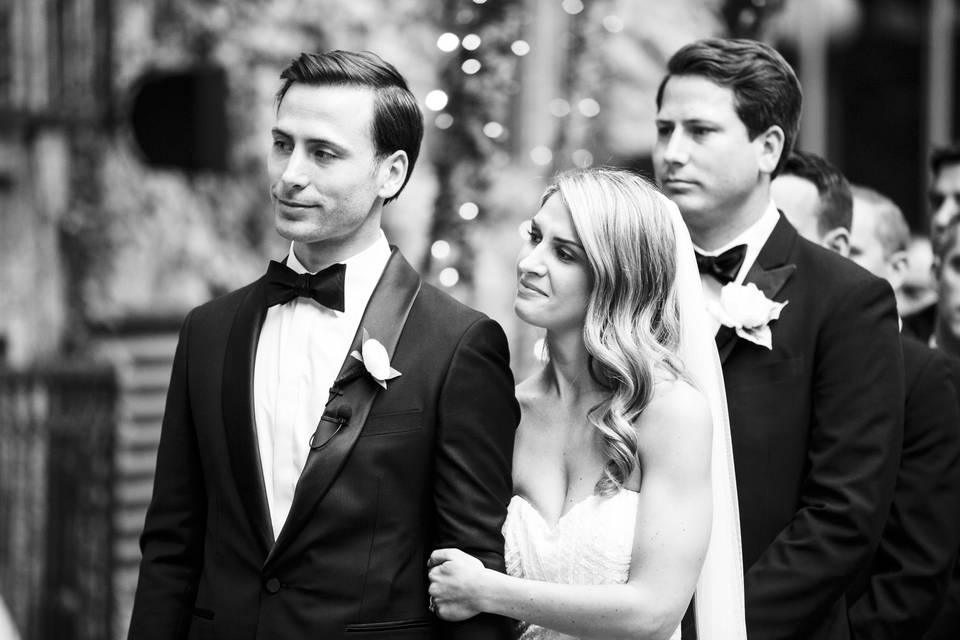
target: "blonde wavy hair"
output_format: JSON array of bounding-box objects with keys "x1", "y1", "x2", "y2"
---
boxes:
[{"x1": 541, "y1": 168, "x2": 686, "y2": 495}]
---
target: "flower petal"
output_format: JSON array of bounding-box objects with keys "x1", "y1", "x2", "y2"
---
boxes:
[
  {"x1": 362, "y1": 339, "x2": 392, "y2": 380},
  {"x1": 736, "y1": 325, "x2": 773, "y2": 350}
]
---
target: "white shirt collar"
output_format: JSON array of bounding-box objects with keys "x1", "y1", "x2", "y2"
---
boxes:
[{"x1": 694, "y1": 200, "x2": 781, "y2": 283}]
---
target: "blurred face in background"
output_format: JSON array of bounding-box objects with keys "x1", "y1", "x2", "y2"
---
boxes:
[
  {"x1": 936, "y1": 231, "x2": 960, "y2": 342},
  {"x1": 772, "y1": 174, "x2": 824, "y2": 243},
  {"x1": 772, "y1": 174, "x2": 850, "y2": 256},
  {"x1": 899, "y1": 236, "x2": 938, "y2": 316},
  {"x1": 931, "y1": 161, "x2": 960, "y2": 244},
  {"x1": 515, "y1": 196, "x2": 592, "y2": 335},
  {"x1": 849, "y1": 204, "x2": 900, "y2": 285}
]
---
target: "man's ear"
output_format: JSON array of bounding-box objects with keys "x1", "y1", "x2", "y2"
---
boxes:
[
  {"x1": 377, "y1": 150, "x2": 409, "y2": 201},
  {"x1": 886, "y1": 249, "x2": 909, "y2": 291},
  {"x1": 757, "y1": 125, "x2": 786, "y2": 176},
  {"x1": 822, "y1": 227, "x2": 851, "y2": 258}
]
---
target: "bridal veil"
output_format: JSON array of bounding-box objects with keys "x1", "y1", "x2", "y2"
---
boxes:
[{"x1": 660, "y1": 192, "x2": 747, "y2": 639}]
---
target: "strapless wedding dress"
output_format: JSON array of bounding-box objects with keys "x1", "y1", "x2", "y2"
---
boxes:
[{"x1": 503, "y1": 490, "x2": 680, "y2": 640}]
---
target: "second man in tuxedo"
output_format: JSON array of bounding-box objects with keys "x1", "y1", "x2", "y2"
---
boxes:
[{"x1": 654, "y1": 38, "x2": 904, "y2": 640}]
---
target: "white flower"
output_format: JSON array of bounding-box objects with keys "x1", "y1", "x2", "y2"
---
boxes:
[
  {"x1": 708, "y1": 282, "x2": 787, "y2": 350},
  {"x1": 350, "y1": 329, "x2": 402, "y2": 389}
]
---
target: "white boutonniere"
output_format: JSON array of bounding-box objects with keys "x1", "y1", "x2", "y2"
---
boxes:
[
  {"x1": 708, "y1": 282, "x2": 787, "y2": 350},
  {"x1": 350, "y1": 329, "x2": 402, "y2": 389}
]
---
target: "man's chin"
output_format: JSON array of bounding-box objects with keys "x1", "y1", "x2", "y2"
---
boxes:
[
  {"x1": 663, "y1": 193, "x2": 707, "y2": 221},
  {"x1": 274, "y1": 218, "x2": 324, "y2": 244}
]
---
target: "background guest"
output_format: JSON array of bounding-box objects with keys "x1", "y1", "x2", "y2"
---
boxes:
[
  {"x1": 932, "y1": 219, "x2": 960, "y2": 361},
  {"x1": 771, "y1": 149, "x2": 852, "y2": 254},
  {"x1": 905, "y1": 142, "x2": 960, "y2": 342},
  {"x1": 843, "y1": 185, "x2": 960, "y2": 640}
]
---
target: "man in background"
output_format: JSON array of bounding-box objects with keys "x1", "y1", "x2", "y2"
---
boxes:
[
  {"x1": 843, "y1": 186, "x2": 960, "y2": 640},
  {"x1": 773, "y1": 155, "x2": 960, "y2": 638},
  {"x1": 905, "y1": 142, "x2": 960, "y2": 342},
  {"x1": 771, "y1": 149, "x2": 851, "y2": 255}
]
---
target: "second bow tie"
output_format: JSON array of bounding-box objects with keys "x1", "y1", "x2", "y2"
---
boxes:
[
  {"x1": 265, "y1": 259, "x2": 346, "y2": 311},
  {"x1": 695, "y1": 244, "x2": 747, "y2": 285}
]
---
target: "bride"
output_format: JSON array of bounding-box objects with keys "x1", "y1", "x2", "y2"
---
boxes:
[{"x1": 427, "y1": 168, "x2": 745, "y2": 639}]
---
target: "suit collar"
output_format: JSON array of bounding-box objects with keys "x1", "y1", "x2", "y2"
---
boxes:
[
  {"x1": 716, "y1": 213, "x2": 797, "y2": 362},
  {"x1": 265, "y1": 248, "x2": 421, "y2": 565},
  {"x1": 222, "y1": 276, "x2": 274, "y2": 553}
]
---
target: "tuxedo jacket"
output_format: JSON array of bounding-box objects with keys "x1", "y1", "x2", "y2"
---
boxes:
[
  {"x1": 128, "y1": 250, "x2": 520, "y2": 640},
  {"x1": 721, "y1": 214, "x2": 904, "y2": 640},
  {"x1": 902, "y1": 302, "x2": 936, "y2": 344},
  {"x1": 925, "y1": 354, "x2": 960, "y2": 640},
  {"x1": 846, "y1": 335, "x2": 960, "y2": 639}
]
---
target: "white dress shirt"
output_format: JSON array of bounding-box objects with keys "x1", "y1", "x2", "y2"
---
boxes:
[
  {"x1": 695, "y1": 201, "x2": 781, "y2": 335},
  {"x1": 254, "y1": 233, "x2": 391, "y2": 539}
]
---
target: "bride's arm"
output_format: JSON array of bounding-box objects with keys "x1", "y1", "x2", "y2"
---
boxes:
[{"x1": 429, "y1": 382, "x2": 713, "y2": 640}]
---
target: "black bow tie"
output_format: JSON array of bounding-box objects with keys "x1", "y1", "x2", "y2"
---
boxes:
[
  {"x1": 265, "y1": 259, "x2": 346, "y2": 311},
  {"x1": 695, "y1": 244, "x2": 747, "y2": 284}
]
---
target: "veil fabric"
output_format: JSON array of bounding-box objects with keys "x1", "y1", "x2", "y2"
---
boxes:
[{"x1": 660, "y1": 193, "x2": 747, "y2": 639}]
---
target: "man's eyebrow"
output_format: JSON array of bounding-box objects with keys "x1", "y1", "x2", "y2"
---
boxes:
[{"x1": 270, "y1": 129, "x2": 347, "y2": 152}]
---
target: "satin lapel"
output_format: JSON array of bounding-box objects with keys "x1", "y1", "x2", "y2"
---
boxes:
[
  {"x1": 718, "y1": 214, "x2": 798, "y2": 363},
  {"x1": 266, "y1": 249, "x2": 422, "y2": 564},
  {"x1": 222, "y1": 276, "x2": 274, "y2": 554}
]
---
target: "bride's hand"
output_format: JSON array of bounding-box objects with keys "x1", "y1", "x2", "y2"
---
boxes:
[{"x1": 427, "y1": 548, "x2": 487, "y2": 621}]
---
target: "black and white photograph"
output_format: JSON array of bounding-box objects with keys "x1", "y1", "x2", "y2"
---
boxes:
[{"x1": 1, "y1": 1, "x2": 959, "y2": 639}]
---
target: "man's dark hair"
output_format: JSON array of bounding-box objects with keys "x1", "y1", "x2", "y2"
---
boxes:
[
  {"x1": 656, "y1": 38, "x2": 802, "y2": 177},
  {"x1": 277, "y1": 50, "x2": 424, "y2": 204},
  {"x1": 780, "y1": 149, "x2": 852, "y2": 234},
  {"x1": 930, "y1": 142, "x2": 960, "y2": 177}
]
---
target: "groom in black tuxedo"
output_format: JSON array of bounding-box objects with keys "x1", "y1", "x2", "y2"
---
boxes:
[
  {"x1": 654, "y1": 39, "x2": 904, "y2": 639},
  {"x1": 128, "y1": 50, "x2": 519, "y2": 640}
]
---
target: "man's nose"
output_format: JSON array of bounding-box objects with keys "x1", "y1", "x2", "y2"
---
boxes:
[
  {"x1": 280, "y1": 149, "x2": 310, "y2": 189},
  {"x1": 659, "y1": 130, "x2": 688, "y2": 165}
]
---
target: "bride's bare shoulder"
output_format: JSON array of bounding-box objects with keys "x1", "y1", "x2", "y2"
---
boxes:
[{"x1": 641, "y1": 377, "x2": 711, "y2": 437}]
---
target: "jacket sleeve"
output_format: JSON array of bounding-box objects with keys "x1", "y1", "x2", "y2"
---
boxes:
[
  {"x1": 744, "y1": 277, "x2": 904, "y2": 638},
  {"x1": 128, "y1": 311, "x2": 206, "y2": 640},
  {"x1": 848, "y1": 347, "x2": 960, "y2": 639},
  {"x1": 434, "y1": 316, "x2": 519, "y2": 640}
]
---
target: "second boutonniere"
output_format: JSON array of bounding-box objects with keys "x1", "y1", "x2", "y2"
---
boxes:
[
  {"x1": 350, "y1": 329, "x2": 402, "y2": 389},
  {"x1": 708, "y1": 282, "x2": 787, "y2": 350}
]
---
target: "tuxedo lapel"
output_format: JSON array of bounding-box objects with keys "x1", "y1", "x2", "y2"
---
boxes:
[
  {"x1": 222, "y1": 277, "x2": 274, "y2": 554},
  {"x1": 717, "y1": 214, "x2": 798, "y2": 363},
  {"x1": 266, "y1": 249, "x2": 421, "y2": 564}
]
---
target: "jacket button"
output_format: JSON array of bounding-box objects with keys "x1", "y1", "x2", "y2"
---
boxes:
[{"x1": 265, "y1": 577, "x2": 281, "y2": 594}]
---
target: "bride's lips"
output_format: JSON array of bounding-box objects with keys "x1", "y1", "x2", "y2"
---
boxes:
[{"x1": 518, "y1": 279, "x2": 547, "y2": 297}]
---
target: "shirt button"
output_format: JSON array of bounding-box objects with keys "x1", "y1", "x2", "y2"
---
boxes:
[{"x1": 265, "y1": 577, "x2": 281, "y2": 594}]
